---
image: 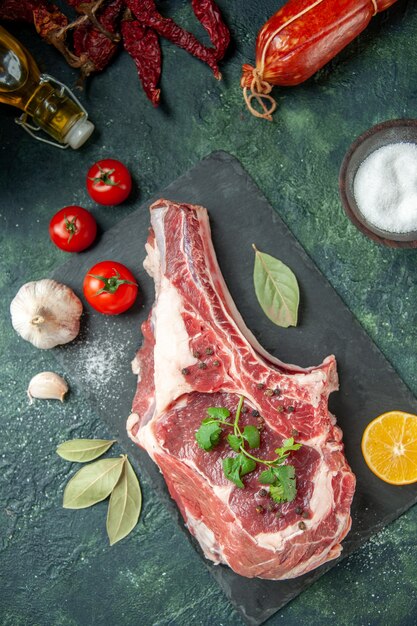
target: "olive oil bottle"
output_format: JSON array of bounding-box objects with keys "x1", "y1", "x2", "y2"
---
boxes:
[{"x1": 0, "y1": 25, "x2": 94, "y2": 149}]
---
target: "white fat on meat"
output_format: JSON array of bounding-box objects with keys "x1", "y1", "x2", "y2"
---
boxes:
[
  {"x1": 212, "y1": 483, "x2": 235, "y2": 503},
  {"x1": 185, "y1": 514, "x2": 223, "y2": 565},
  {"x1": 144, "y1": 239, "x2": 162, "y2": 286},
  {"x1": 126, "y1": 413, "x2": 140, "y2": 439},
  {"x1": 131, "y1": 356, "x2": 141, "y2": 376},
  {"x1": 153, "y1": 277, "x2": 197, "y2": 414},
  {"x1": 291, "y1": 369, "x2": 332, "y2": 408},
  {"x1": 136, "y1": 420, "x2": 160, "y2": 461}
]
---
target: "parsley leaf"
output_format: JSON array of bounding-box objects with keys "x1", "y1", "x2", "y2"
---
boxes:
[
  {"x1": 269, "y1": 482, "x2": 285, "y2": 502},
  {"x1": 274, "y1": 437, "x2": 302, "y2": 458},
  {"x1": 207, "y1": 407, "x2": 230, "y2": 420},
  {"x1": 242, "y1": 425, "x2": 260, "y2": 449},
  {"x1": 195, "y1": 406, "x2": 232, "y2": 450},
  {"x1": 227, "y1": 434, "x2": 242, "y2": 452},
  {"x1": 258, "y1": 468, "x2": 276, "y2": 484},
  {"x1": 195, "y1": 421, "x2": 222, "y2": 451},
  {"x1": 239, "y1": 455, "x2": 257, "y2": 477},
  {"x1": 222, "y1": 454, "x2": 256, "y2": 488},
  {"x1": 269, "y1": 465, "x2": 297, "y2": 503}
]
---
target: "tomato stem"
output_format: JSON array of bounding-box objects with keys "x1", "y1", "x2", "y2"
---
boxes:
[
  {"x1": 88, "y1": 269, "x2": 137, "y2": 295},
  {"x1": 64, "y1": 215, "x2": 78, "y2": 243},
  {"x1": 88, "y1": 165, "x2": 120, "y2": 187}
]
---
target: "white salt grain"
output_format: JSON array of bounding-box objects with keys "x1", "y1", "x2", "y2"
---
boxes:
[{"x1": 353, "y1": 142, "x2": 417, "y2": 233}]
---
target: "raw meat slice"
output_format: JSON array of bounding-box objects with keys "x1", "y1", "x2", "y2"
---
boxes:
[{"x1": 127, "y1": 199, "x2": 356, "y2": 580}]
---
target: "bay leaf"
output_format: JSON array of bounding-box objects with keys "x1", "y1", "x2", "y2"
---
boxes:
[
  {"x1": 57, "y1": 439, "x2": 116, "y2": 463},
  {"x1": 106, "y1": 458, "x2": 142, "y2": 546},
  {"x1": 253, "y1": 245, "x2": 299, "y2": 328},
  {"x1": 63, "y1": 457, "x2": 125, "y2": 509}
]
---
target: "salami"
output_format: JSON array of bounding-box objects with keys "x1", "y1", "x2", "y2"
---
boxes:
[{"x1": 241, "y1": 0, "x2": 399, "y2": 120}]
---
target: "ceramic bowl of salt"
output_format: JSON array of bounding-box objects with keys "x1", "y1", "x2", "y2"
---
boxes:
[{"x1": 339, "y1": 119, "x2": 417, "y2": 248}]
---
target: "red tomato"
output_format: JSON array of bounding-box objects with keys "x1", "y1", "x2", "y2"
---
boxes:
[
  {"x1": 49, "y1": 206, "x2": 97, "y2": 252},
  {"x1": 86, "y1": 158, "x2": 132, "y2": 206},
  {"x1": 83, "y1": 261, "x2": 138, "y2": 315}
]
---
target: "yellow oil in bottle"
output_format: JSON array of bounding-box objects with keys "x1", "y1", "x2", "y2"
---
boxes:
[{"x1": 0, "y1": 25, "x2": 93, "y2": 148}]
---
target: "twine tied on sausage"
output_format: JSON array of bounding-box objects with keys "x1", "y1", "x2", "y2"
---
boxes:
[
  {"x1": 242, "y1": 69, "x2": 277, "y2": 121},
  {"x1": 241, "y1": 0, "x2": 382, "y2": 121}
]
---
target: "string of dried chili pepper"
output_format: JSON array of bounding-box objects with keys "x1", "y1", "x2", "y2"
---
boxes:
[
  {"x1": 73, "y1": 0, "x2": 123, "y2": 80},
  {"x1": 32, "y1": 4, "x2": 87, "y2": 68},
  {"x1": 64, "y1": 0, "x2": 120, "y2": 42},
  {"x1": 125, "y1": 0, "x2": 221, "y2": 79},
  {"x1": 121, "y1": 19, "x2": 161, "y2": 107},
  {"x1": 190, "y1": 0, "x2": 230, "y2": 61}
]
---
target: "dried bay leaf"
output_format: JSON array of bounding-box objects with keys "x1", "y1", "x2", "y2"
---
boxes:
[
  {"x1": 63, "y1": 456, "x2": 125, "y2": 509},
  {"x1": 253, "y1": 245, "x2": 299, "y2": 328},
  {"x1": 106, "y1": 458, "x2": 142, "y2": 545},
  {"x1": 57, "y1": 438, "x2": 116, "y2": 463}
]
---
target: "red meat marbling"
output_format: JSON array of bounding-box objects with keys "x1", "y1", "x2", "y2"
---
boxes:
[{"x1": 127, "y1": 199, "x2": 355, "y2": 579}]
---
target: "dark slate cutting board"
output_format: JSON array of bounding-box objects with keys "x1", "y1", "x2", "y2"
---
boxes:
[{"x1": 52, "y1": 151, "x2": 417, "y2": 626}]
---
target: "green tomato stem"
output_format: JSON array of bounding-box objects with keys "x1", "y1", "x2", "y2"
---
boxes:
[
  {"x1": 88, "y1": 269, "x2": 137, "y2": 296},
  {"x1": 64, "y1": 215, "x2": 78, "y2": 243},
  {"x1": 88, "y1": 165, "x2": 120, "y2": 187}
]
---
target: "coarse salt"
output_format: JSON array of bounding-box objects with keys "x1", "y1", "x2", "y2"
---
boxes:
[{"x1": 353, "y1": 142, "x2": 417, "y2": 234}]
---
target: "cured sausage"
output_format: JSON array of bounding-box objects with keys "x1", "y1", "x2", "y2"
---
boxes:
[{"x1": 241, "y1": 0, "x2": 399, "y2": 120}]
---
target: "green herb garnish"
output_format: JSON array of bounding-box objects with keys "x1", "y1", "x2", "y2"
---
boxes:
[
  {"x1": 195, "y1": 397, "x2": 301, "y2": 503},
  {"x1": 195, "y1": 407, "x2": 230, "y2": 451},
  {"x1": 259, "y1": 464, "x2": 297, "y2": 503},
  {"x1": 223, "y1": 454, "x2": 256, "y2": 488}
]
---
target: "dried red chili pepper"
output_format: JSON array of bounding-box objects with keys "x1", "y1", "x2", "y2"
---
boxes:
[
  {"x1": 31, "y1": 4, "x2": 87, "y2": 69},
  {"x1": 73, "y1": 0, "x2": 122, "y2": 79},
  {"x1": 33, "y1": 4, "x2": 68, "y2": 41},
  {"x1": 125, "y1": 0, "x2": 221, "y2": 79},
  {"x1": 0, "y1": 0, "x2": 44, "y2": 22},
  {"x1": 65, "y1": 0, "x2": 120, "y2": 42},
  {"x1": 73, "y1": 23, "x2": 89, "y2": 57},
  {"x1": 121, "y1": 19, "x2": 161, "y2": 107},
  {"x1": 190, "y1": 0, "x2": 230, "y2": 61}
]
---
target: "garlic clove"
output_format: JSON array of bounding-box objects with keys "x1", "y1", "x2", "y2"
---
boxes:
[
  {"x1": 10, "y1": 279, "x2": 82, "y2": 349},
  {"x1": 27, "y1": 372, "x2": 69, "y2": 403}
]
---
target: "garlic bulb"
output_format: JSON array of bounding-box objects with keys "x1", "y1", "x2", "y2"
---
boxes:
[
  {"x1": 10, "y1": 279, "x2": 82, "y2": 349},
  {"x1": 27, "y1": 372, "x2": 69, "y2": 403}
]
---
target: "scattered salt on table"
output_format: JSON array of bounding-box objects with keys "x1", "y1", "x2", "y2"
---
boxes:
[{"x1": 353, "y1": 142, "x2": 417, "y2": 234}]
